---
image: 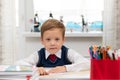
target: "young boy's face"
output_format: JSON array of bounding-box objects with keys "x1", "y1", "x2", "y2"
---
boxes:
[{"x1": 41, "y1": 28, "x2": 65, "y2": 54}]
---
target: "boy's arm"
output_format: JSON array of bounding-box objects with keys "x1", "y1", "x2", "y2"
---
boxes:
[
  {"x1": 47, "y1": 66, "x2": 66, "y2": 73},
  {"x1": 65, "y1": 49, "x2": 90, "y2": 72},
  {"x1": 15, "y1": 51, "x2": 39, "y2": 66}
]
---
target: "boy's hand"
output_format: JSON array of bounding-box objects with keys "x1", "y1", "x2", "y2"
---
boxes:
[
  {"x1": 37, "y1": 67, "x2": 48, "y2": 76},
  {"x1": 48, "y1": 66, "x2": 66, "y2": 73}
]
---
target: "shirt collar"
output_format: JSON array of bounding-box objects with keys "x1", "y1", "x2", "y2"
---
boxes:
[{"x1": 45, "y1": 49, "x2": 61, "y2": 59}]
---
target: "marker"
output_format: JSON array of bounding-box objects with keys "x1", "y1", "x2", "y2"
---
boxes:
[{"x1": 112, "y1": 53, "x2": 115, "y2": 60}]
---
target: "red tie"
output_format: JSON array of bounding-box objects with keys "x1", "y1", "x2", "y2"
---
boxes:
[{"x1": 49, "y1": 54, "x2": 57, "y2": 62}]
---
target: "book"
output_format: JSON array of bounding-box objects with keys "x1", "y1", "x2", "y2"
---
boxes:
[{"x1": 0, "y1": 65, "x2": 33, "y2": 75}]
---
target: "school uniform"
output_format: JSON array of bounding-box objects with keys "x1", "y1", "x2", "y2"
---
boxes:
[{"x1": 15, "y1": 45, "x2": 90, "y2": 72}]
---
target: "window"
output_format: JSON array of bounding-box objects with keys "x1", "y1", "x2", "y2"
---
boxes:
[{"x1": 33, "y1": 0, "x2": 104, "y2": 23}]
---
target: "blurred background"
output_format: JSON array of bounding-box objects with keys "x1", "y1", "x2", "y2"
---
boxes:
[{"x1": 0, "y1": 0, "x2": 120, "y2": 65}]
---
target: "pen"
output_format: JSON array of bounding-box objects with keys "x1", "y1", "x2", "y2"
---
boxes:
[
  {"x1": 112, "y1": 53, "x2": 115, "y2": 60},
  {"x1": 89, "y1": 46, "x2": 96, "y2": 59},
  {"x1": 103, "y1": 47, "x2": 107, "y2": 60},
  {"x1": 96, "y1": 50, "x2": 101, "y2": 60}
]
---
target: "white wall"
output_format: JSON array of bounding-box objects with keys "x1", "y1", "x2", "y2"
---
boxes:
[{"x1": 24, "y1": 37, "x2": 102, "y2": 58}]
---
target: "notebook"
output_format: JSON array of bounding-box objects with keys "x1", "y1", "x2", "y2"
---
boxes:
[{"x1": 0, "y1": 65, "x2": 33, "y2": 75}]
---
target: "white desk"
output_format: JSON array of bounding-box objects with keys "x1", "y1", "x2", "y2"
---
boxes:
[
  {"x1": 0, "y1": 65, "x2": 90, "y2": 80},
  {"x1": 0, "y1": 65, "x2": 32, "y2": 80},
  {"x1": 0, "y1": 75, "x2": 28, "y2": 80},
  {"x1": 32, "y1": 70, "x2": 90, "y2": 80},
  {"x1": 0, "y1": 70, "x2": 90, "y2": 80},
  {"x1": 0, "y1": 74, "x2": 32, "y2": 80}
]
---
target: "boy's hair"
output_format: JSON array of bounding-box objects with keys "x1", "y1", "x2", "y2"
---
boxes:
[{"x1": 40, "y1": 19, "x2": 65, "y2": 38}]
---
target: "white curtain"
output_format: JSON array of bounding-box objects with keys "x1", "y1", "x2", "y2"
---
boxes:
[
  {"x1": 115, "y1": 0, "x2": 120, "y2": 48},
  {"x1": 103, "y1": 0, "x2": 120, "y2": 49},
  {"x1": 1, "y1": 0, "x2": 16, "y2": 64},
  {"x1": 0, "y1": 0, "x2": 2, "y2": 63},
  {"x1": 0, "y1": 0, "x2": 33, "y2": 64}
]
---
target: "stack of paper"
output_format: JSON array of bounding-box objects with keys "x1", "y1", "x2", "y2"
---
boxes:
[{"x1": 0, "y1": 65, "x2": 33, "y2": 75}]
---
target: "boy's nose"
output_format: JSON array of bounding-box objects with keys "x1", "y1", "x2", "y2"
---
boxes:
[{"x1": 50, "y1": 40, "x2": 56, "y2": 45}]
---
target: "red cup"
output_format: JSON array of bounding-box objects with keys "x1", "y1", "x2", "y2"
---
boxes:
[{"x1": 90, "y1": 59, "x2": 120, "y2": 80}]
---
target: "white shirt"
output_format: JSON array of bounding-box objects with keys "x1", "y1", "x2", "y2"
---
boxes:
[{"x1": 15, "y1": 48, "x2": 90, "y2": 72}]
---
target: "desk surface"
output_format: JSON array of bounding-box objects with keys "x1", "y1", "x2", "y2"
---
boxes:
[
  {"x1": 0, "y1": 70, "x2": 90, "y2": 80},
  {"x1": 0, "y1": 65, "x2": 90, "y2": 80},
  {"x1": 33, "y1": 70, "x2": 90, "y2": 80}
]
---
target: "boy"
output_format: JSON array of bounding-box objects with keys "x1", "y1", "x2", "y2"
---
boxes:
[{"x1": 16, "y1": 19, "x2": 90, "y2": 75}]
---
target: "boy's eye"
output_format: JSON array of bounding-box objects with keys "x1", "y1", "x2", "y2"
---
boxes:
[
  {"x1": 55, "y1": 38, "x2": 60, "y2": 41},
  {"x1": 46, "y1": 38, "x2": 50, "y2": 41}
]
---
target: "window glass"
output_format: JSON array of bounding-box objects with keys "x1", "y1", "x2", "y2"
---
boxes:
[
  {"x1": 33, "y1": 0, "x2": 104, "y2": 22},
  {"x1": 33, "y1": 0, "x2": 104, "y2": 32}
]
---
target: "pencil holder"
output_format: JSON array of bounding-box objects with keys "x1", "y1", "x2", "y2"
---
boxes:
[{"x1": 90, "y1": 59, "x2": 120, "y2": 80}]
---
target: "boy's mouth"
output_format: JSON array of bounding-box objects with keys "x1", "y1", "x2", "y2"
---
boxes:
[{"x1": 50, "y1": 47, "x2": 57, "y2": 50}]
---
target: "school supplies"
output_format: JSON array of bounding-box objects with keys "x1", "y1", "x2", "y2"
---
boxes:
[
  {"x1": 0, "y1": 65, "x2": 33, "y2": 80},
  {"x1": 88, "y1": 45, "x2": 120, "y2": 60},
  {"x1": 89, "y1": 45, "x2": 120, "y2": 80},
  {"x1": 0, "y1": 65, "x2": 33, "y2": 75}
]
